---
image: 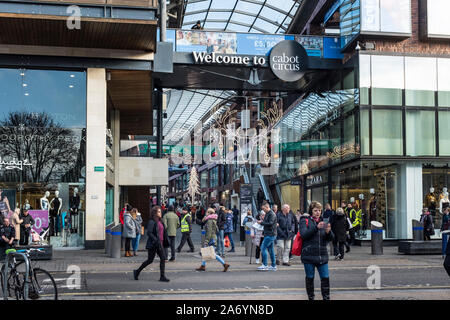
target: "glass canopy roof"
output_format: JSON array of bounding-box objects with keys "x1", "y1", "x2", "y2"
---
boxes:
[{"x1": 182, "y1": 0, "x2": 303, "y2": 33}]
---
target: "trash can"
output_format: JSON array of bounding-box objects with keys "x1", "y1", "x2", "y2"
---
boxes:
[
  {"x1": 110, "y1": 224, "x2": 122, "y2": 259},
  {"x1": 442, "y1": 230, "x2": 450, "y2": 258},
  {"x1": 412, "y1": 219, "x2": 424, "y2": 241},
  {"x1": 245, "y1": 229, "x2": 252, "y2": 257},
  {"x1": 371, "y1": 221, "x2": 383, "y2": 255},
  {"x1": 105, "y1": 223, "x2": 113, "y2": 255}
]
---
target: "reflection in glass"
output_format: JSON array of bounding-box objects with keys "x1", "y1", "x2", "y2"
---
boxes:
[
  {"x1": 439, "y1": 110, "x2": 450, "y2": 156},
  {"x1": 371, "y1": 55, "x2": 404, "y2": 106},
  {"x1": 406, "y1": 110, "x2": 436, "y2": 156},
  {"x1": 405, "y1": 57, "x2": 436, "y2": 107},
  {"x1": 372, "y1": 109, "x2": 403, "y2": 155}
]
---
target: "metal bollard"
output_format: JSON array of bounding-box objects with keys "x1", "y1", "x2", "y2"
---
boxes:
[
  {"x1": 245, "y1": 229, "x2": 252, "y2": 256},
  {"x1": 371, "y1": 221, "x2": 383, "y2": 255},
  {"x1": 110, "y1": 224, "x2": 122, "y2": 259},
  {"x1": 442, "y1": 230, "x2": 450, "y2": 258},
  {"x1": 105, "y1": 223, "x2": 113, "y2": 255},
  {"x1": 412, "y1": 219, "x2": 424, "y2": 241}
]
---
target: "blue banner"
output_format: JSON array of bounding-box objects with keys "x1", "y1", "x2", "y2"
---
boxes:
[
  {"x1": 296, "y1": 36, "x2": 323, "y2": 57},
  {"x1": 323, "y1": 37, "x2": 343, "y2": 59},
  {"x1": 236, "y1": 33, "x2": 287, "y2": 56}
]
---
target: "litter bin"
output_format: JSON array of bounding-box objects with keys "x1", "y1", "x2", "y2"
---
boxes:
[
  {"x1": 412, "y1": 219, "x2": 424, "y2": 241},
  {"x1": 371, "y1": 221, "x2": 383, "y2": 255},
  {"x1": 110, "y1": 224, "x2": 122, "y2": 259},
  {"x1": 105, "y1": 223, "x2": 113, "y2": 255},
  {"x1": 442, "y1": 230, "x2": 450, "y2": 258}
]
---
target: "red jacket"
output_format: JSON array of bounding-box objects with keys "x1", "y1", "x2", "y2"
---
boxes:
[{"x1": 119, "y1": 207, "x2": 126, "y2": 225}]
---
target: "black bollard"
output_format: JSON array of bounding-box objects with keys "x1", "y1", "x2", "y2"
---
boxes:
[
  {"x1": 371, "y1": 221, "x2": 383, "y2": 255},
  {"x1": 412, "y1": 219, "x2": 424, "y2": 241}
]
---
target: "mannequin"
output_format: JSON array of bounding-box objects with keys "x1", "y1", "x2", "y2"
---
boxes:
[
  {"x1": 40, "y1": 191, "x2": 50, "y2": 211},
  {"x1": 440, "y1": 188, "x2": 450, "y2": 214},
  {"x1": 24, "y1": 199, "x2": 30, "y2": 210},
  {"x1": 0, "y1": 188, "x2": 12, "y2": 222},
  {"x1": 424, "y1": 187, "x2": 437, "y2": 216},
  {"x1": 369, "y1": 188, "x2": 377, "y2": 222},
  {"x1": 70, "y1": 188, "x2": 81, "y2": 234},
  {"x1": 49, "y1": 191, "x2": 62, "y2": 236},
  {"x1": 359, "y1": 193, "x2": 367, "y2": 232}
]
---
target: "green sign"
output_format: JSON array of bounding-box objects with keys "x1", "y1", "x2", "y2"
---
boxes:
[
  {"x1": 94, "y1": 166, "x2": 104, "y2": 172},
  {"x1": 281, "y1": 140, "x2": 331, "y2": 152}
]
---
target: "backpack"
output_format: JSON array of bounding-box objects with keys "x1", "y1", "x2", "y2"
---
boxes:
[{"x1": 291, "y1": 218, "x2": 309, "y2": 256}]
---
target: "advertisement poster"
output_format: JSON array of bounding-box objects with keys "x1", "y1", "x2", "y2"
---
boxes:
[
  {"x1": 28, "y1": 210, "x2": 49, "y2": 235},
  {"x1": 176, "y1": 30, "x2": 237, "y2": 53},
  {"x1": 240, "y1": 183, "x2": 253, "y2": 227},
  {"x1": 296, "y1": 36, "x2": 323, "y2": 57},
  {"x1": 236, "y1": 33, "x2": 288, "y2": 56}
]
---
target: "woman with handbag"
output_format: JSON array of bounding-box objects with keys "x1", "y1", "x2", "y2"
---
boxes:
[
  {"x1": 196, "y1": 208, "x2": 230, "y2": 272},
  {"x1": 133, "y1": 206, "x2": 170, "y2": 282},
  {"x1": 420, "y1": 208, "x2": 435, "y2": 241},
  {"x1": 131, "y1": 208, "x2": 143, "y2": 256}
]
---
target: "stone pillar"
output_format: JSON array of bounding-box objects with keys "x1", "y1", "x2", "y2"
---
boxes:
[
  {"x1": 112, "y1": 109, "x2": 121, "y2": 226},
  {"x1": 400, "y1": 162, "x2": 423, "y2": 240},
  {"x1": 85, "y1": 68, "x2": 107, "y2": 249}
]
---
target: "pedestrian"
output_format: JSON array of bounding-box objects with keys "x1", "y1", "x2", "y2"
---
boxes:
[
  {"x1": 162, "y1": 205, "x2": 180, "y2": 261},
  {"x1": 122, "y1": 208, "x2": 136, "y2": 257},
  {"x1": 133, "y1": 206, "x2": 170, "y2": 282},
  {"x1": 347, "y1": 202, "x2": 357, "y2": 245},
  {"x1": 19, "y1": 209, "x2": 34, "y2": 245},
  {"x1": 276, "y1": 204, "x2": 296, "y2": 266},
  {"x1": 216, "y1": 206, "x2": 226, "y2": 257},
  {"x1": 0, "y1": 218, "x2": 15, "y2": 258},
  {"x1": 257, "y1": 201, "x2": 278, "y2": 271},
  {"x1": 10, "y1": 208, "x2": 23, "y2": 246},
  {"x1": 251, "y1": 210, "x2": 265, "y2": 264},
  {"x1": 441, "y1": 207, "x2": 449, "y2": 231},
  {"x1": 444, "y1": 235, "x2": 450, "y2": 277},
  {"x1": 300, "y1": 201, "x2": 334, "y2": 300},
  {"x1": 257, "y1": 188, "x2": 264, "y2": 209},
  {"x1": 131, "y1": 208, "x2": 143, "y2": 256},
  {"x1": 177, "y1": 206, "x2": 195, "y2": 253},
  {"x1": 196, "y1": 208, "x2": 230, "y2": 272},
  {"x1": 323, "y1": 203, "x2": 334, "y2": 222},
  {"x1": 243, "y1": 210, "x2": 254, "y2": 226},
  {"x1": 232, "y1": 205, "x2": 239, "y2": 233},
  {"x1": 331, "y1": 207, "x2": 349, "y2": 261},
  {"x1": 420, "y1": 207, "x2": 434, "y2": 241},
  {"x1": 224, "y1": 209, "x2": 235, "y2": 253},
  {"x1": 119, "y1": 203, "x2": 132, "y2": 226}
]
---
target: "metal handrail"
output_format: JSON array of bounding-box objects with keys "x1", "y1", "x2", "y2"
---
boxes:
[{"x1": 2, "y1": 251, "x2": 30, "y2": 300}]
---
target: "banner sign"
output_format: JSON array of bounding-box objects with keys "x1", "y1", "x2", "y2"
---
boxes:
[{"x1": 28, "y1": 210, "x2": 49, "y2": 235}]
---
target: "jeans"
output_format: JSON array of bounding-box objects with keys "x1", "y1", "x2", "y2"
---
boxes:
[
  {"x1": 165, "y1": 236, "x2": 176, "y2": 260},
  {"x1": 276, "y1": 239, "x2": 292, "y2": 264},
  {"x1": 132, "y1": 233, "x2": 141, "y2": 252},
  {"x1": 201, "y1": 254, "x2": 225, "y2": 267},
  {"x1": 260, "y1": 235, "x2": 276, "y2": 267},
  {"x1": 224, "y1": 232, "x2": 235, "y2": 250},
  {"x1": 304, "y1": 263, "x2": 329, "y2": 279},
  {"x1": 216, "y1": 230, "x2": 225, "y2": 255}
]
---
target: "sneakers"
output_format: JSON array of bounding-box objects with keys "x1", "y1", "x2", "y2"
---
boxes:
[
  {"x1": 255, "y1": 258, "x2": 260, "y2": 264},
  {"x1": 228, "y1": 249, "x2": 235, "y2": 253},
  {"x1": 268, "y1": 266, "x2": 277, "y2": 271},
  {"x1": 257, "y1": 265, "x2": 269, "y2": 271},
  {"x1": 334, "y1": 254, "x2": 341, "y2": 260},
  {"x1": 282, "y1": 262, "x2": 291, "y2": 266}
]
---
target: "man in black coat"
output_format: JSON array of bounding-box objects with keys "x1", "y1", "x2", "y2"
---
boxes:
[
  {"x1": 257, "y1": 201, "x2": 278, "y2": 271},
  {"x1": 216, "y1": 206, "x2": 227, "y2": 257},
  {"x1": 232, "y1": 206, "x2": 239, "y2": 233},
  {"x1": 331, "y1": 208, "x2": 349, "y2": 260},
  {"x1": 276, "y1": 204, "x2": 296, "y2": 266},
  {"x1": 19, "y1": 209, "x2": 35, "y2": 245},
  {"x1": 0, "y1": 217, "x2": 15, "y2": 259}
]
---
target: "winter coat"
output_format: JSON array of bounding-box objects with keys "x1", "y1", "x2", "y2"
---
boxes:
[
  {"x1": 260, "y1": 210, "x2": 277, "y2": 237},
  {"x1": 203, "y1": 214, "x2": 218, "y2": 246},
  {"x1": 224, "y1": 212, "x2": 234, "y2": 233},
  {"x1": 133, "y1": 214, "x2": 143, "y2": 236},
  {"x1": 145, "y1": 219, "x2": 169, "y2": 250},
  {"x1": 330, "y1": 211, "x2": 348, "y2": 242},
  {"x1": 421, "y1": 213, "x2": 434, "y2": 235},
  {"x1": 162, "y1": 211, "x2": 180, "y2": 237},
  {"x1": 299, "y1": 214, "x2": 334, "y2": 265},
  {"x1": 276, "y1": 212, "x2": 296, "y2": 240},
  {"x1": 123, "y1": 213, "x2": 136, "y2": 238},
  {"x1": 217, "y1": 209, "x2": 226, "y2": 230}
]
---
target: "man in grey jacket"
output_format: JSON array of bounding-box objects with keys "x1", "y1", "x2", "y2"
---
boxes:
[
  {"x1": 162, "y1": 205, "x2": 180, "y2": 261},
  {"x1": 257, "y1": 201, "x2": 278, "y2": 271}
]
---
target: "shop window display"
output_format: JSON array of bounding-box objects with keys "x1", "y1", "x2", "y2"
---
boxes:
[
  {"x1": 0, "y1": 68, "x2": 86, "y2": 247},
  {"x1": 422, "y1": 164, "x2": 450, "y2": 229}
]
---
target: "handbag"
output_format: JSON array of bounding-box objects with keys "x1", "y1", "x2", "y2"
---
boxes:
[
  {"x1": 224, "y1": 236, "x2": 230, "y2": 248},
  {"x1": 291, "y1": 219, "x2": 308, "y2": 256},
  {"x1": 200, "y1": 246, "x2": 216, "y2": 261},
  {"x1": 141, "y1": 226, "x2": 145, "y2": 235}
]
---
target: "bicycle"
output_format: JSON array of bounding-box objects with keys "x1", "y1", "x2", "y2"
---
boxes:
[{"x1": 0, "y1": 248, "x2": 58, "y2": 300}]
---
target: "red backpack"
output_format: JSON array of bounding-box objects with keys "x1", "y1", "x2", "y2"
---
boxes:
[{"x1": 291, "y1": 218, "x2": 309, "y2": 256}]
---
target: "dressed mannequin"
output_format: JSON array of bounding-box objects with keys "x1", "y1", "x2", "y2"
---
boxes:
[
  {"x1": 424, "y1": 187, "x2": 437, "y2": 216},
  {"x1": 440, "y1": 188, "x2": 450, "y2": 214},
  {"x1": 40, "y1": 191, "x2": 50, "y2": 211},
  {"x1": 369, "y1": 188, "x2": 377, "y2": 222},
  {"x1": 0, "y1": 188, "x2": 11, "y2": 223},
  {"x1": 24, "y1": 199, "x2": 31, "y2": 210},
  {"x1": 70, "y1": 188, "x2": 81, "y2": 234},
  {"x1": 49, "y1": 191, "x2": 62, "y2": 236}
]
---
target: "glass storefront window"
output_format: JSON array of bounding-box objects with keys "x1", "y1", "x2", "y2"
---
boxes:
[
  {"x1": 359, "y1": 54, "x2": 371, "y2": 105},
  {"x1": 360, "y1": 109, "x2": 370, "y2": 155},
  {"x1": 371, "y1": 55, "x2": 404, "y2": 106},
  {"x1": 439, "y1": 110, "x2": 450, "y2": 156},
  {"x1": 372, "y1": 109, "x2": 403, "y2": 155},
  {"x1": 0, "y1": 68, "x2": 86, "y2": 248},
  {"x1": 437, "y1": 58, "x2": 450, "y2": 107},
  {"x1": 405, "y1": 57, "x2": 436, "y2": 107},
  {"x1": 406, "y1": 110, "x2": 436, "y2": 156}
]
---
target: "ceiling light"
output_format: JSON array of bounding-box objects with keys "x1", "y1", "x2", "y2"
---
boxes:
[
  {"x1": 24, "y1": 93, "x2": 29, "y2": 96},
  {"x1": 69, "y1": 85, "x2": 74, "y2": 88},
  {"x1": 70, "y1": 74, "x2": 75, "y2": 78},
  {"x1": 23, "y1": 84, "x2": 27, "y2": 87}
]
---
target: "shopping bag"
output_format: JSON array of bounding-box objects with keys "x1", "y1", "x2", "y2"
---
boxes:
[
  {"x1": 291, "y1": 232, "x2": 302, "y2": 256},
  {"x1": 224, "y1": 236, "x2": 230, "y2": 248},
  {"x1": 200, "y1": 246, "x2": 216, "y2": 260}
]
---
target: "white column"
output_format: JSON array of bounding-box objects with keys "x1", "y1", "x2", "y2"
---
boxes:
[
  {"x1": 402, "y1": 162, "x2": 423, "y2": 239},
  {"x1": 86, "y1": 68, "x2": 107, "y2": 245},
  {"x1": 112, "y1": 109, "x2": 121, "y2": 226}
]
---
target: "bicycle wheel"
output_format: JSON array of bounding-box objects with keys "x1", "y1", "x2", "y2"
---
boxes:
[
  {"x1": 0, "y1": 264, "x2": 22, "y2": 300},
  {"x1": 29, "y1": 268, "x2": 58, "y2": 300}
]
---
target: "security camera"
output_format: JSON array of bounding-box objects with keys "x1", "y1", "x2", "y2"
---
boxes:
[{"x1": 355, "y1": 42, "x2": 361, "y2": 51}]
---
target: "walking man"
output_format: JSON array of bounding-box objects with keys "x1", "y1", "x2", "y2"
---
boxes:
[
  {"x1": 162, "y1": 205, "x2": 180, "y2": 261},
  {"x1": 276, "y1": 204, "x2": 296, "y2": 266},
  {"x1": 177, "y1": 207, "x2": 195, "y2": 253},
  {"x1": 257, "y1": 201, "x2": 278, "y2": 271}
]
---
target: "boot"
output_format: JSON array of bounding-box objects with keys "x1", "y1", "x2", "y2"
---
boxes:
[
  {"x1": 133, "y1": 269, "x2": 139, "y2": 280},
  {"x1": 321, "y1": 277, "x2": 330, "y2": 300},
  {"x1": 223, "y1": 263, "x2": 230, "y2": 272},
  {"x1": 305, "y1": 277, "x2": 315, "y2": 301},
  {"x1": 159, "y1": 275, "x2": 170, "y2": 282},
  {"x1": 196, "y1": 265, "x2": 206, "y2": 271}
]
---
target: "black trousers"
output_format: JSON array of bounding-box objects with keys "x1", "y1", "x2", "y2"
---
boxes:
[
  {"x1": 444, "y1": 255, "x2": 450, "y2": 277},
  {"x1": 165, "y1": 236, "x2": 176, "y2": 259},
  {"x1": 333, "y1": 240, "x2": 346, "y2": 258},
  {"x1": 136, "y1": 246, "x2": 166, "y2": 277},
  {"x1": 255, "y1": 237, "x2": 264, "y2": 259},
  {"x1": 125, "y1": 238, "x2": 132, "y2": 251},
  {"x1": 177, "y1": 233, "x2": 194, "y2": 252},
  {"x1": 20, "y1": 228, "x2": 30, "y2": 245}
]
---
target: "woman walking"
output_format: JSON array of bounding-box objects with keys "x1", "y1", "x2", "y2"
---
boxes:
[
  {"x1": 420, "y1": 208, "x2": 434, "y2": 241},
  {"x1": 299, "y1": 201, "x2": 334, "y2": 300},
  {"x1": 133, "y1": 206, "x2": 170, "y2": 282},
  {"x1": 131, "y1": 208, "x2": 143, "y2": 256},
  {"x1": 196, "y1": 208, "x2": 230, "y2": 272},
  {"x1": 330, "y1": 207, "x2": 348, "y2": 261},
  {"x1": 224, "y1": 209, "x2": 235, "y2": 253},
  {"x1": 123, "y1": 208, "x2": 136, "y2": 257},
  {"x1": 10, "y1": 208, "x2": 23, "y2": 246}
]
